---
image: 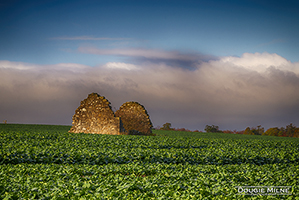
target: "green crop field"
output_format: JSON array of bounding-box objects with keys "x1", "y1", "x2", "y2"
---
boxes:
[{"x1": 0, "y1": 124, "x2": 298, "y2": 199}]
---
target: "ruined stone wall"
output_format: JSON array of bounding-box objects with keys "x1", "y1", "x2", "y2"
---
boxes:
[
  {"x1": 115, "y1": 102, "x2": 153, "y2": 135},
  {"x1": 69, "y1": 93, "x2": 125, "y2": 135}
]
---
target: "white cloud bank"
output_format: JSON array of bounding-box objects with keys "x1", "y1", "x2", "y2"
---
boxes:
[{"x1": 0, "y1": 52, "x2": 298, "y2": 130}]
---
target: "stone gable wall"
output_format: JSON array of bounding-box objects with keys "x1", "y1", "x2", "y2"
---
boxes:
[
  {"x1": 69, "y1": 93, "x2": 125, "y2": 135},
  {"x1": 115, "y1": 102, "x2": 153, "y2": 135}
]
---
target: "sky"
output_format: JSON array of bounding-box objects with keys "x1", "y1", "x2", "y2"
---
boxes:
[{"x1": 0, "y1": 0, "x2": 299, "y2": 131}]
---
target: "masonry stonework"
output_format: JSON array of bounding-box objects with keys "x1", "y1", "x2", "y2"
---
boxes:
[
  {"x1": 69, "y1": 93, "x2": 125, "y2": 135},
  {"x1": 115, "y1": 102, "x2": 153, "y2": 135}
]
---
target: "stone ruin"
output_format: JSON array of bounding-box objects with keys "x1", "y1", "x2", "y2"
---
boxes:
[
  {"x1": 69, "y1": 93, "x2": 153, "y2": 135},
  {"x1": 69, "y1": 93, "x2": 125, "y2": 135},
  {"x1": 115, "y1": 102, "x2": 153, "y2": 135}
]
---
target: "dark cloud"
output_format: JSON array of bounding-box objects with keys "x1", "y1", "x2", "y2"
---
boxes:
[
  {"x1": 0, "y1": 52, "x2": 299, "y2": 131},
  {"x1": 78, "y1": 47, "x2": 218, "y2": 70},
  {"x1": 50, "y1": 36, "x2": 130, "y2": 41}
]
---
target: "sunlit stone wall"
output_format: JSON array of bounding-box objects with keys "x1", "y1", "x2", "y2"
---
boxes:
[{"x1": 69, "y1": 93, "x2": 125, "y2": 135}]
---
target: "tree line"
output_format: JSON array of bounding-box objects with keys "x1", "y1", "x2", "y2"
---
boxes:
[{"x1": 157, "y1": 123, "x2": 299, "y2": 138}]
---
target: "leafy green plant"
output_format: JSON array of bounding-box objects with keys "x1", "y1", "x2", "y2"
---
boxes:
[{"x1": 0, "y1": 124, "x2": 298, "y2": 199}]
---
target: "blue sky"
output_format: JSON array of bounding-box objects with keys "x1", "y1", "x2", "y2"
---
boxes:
[
  {"x1": 1, "y1": 0, "x2": 298, "y2": 65},
  {"x1": 0, "y1": 0, "x2": 299, "y2": 130}
]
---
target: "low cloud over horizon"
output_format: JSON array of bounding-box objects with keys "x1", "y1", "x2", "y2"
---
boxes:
[{"x1": 0, "y1": 51, "x2": 298, "y2": 131}]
